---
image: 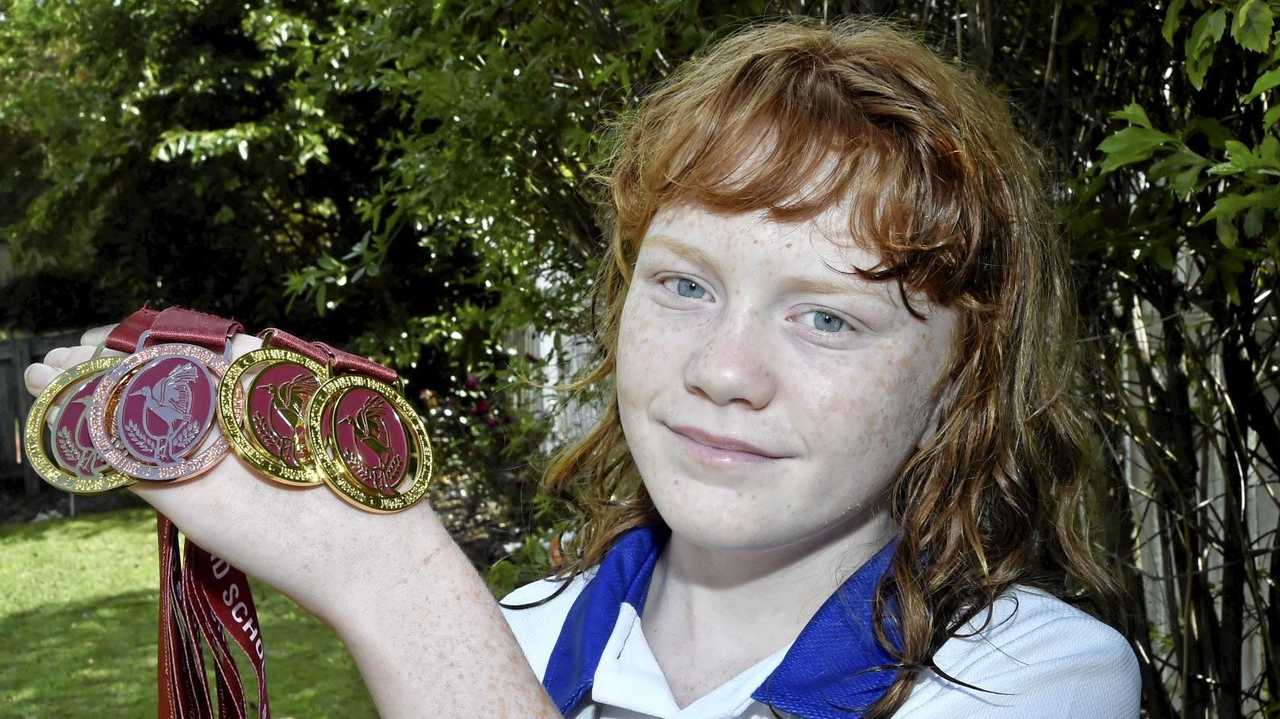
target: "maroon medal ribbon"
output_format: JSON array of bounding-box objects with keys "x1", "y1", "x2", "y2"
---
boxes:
[
  {"x1": 264, "y1": 328, "x2": 397, "y2": 384},
  {"x1": 140, "y1": 308, "x2": 270, "y2": 719},
  {"x1": 106, "y1": 306, "x2": 161, "y2": 353}
]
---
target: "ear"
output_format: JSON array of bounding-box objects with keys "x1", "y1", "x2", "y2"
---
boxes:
[{"x1": 917, "y1": 381, "x2": 955, "y2": 451}]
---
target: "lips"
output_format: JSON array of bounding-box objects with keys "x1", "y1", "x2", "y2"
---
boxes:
[{"x1": 667, "y1": 424, "x2": 786, "y2": 459}]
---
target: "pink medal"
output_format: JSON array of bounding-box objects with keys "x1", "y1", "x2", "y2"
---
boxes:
[{"x1": 90, "y1": 307, "x2": 244, "y2": 482}]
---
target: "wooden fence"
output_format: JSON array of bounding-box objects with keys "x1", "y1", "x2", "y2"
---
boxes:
[{"x1": 0, "y1": 331, "x2": 86, "y2": 495}]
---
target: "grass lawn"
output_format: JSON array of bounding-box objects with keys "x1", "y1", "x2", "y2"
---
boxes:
[{"x1": 0, "y1": 507, "x2": 376, "y2": 718}]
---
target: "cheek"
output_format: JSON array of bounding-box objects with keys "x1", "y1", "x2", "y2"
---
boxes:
[
  {"x1": 616, "y1": 290, "x2": 668, "y2": 416},
  {"x1": 801, "y1": 342, "x2": 937, "y2": 464}
]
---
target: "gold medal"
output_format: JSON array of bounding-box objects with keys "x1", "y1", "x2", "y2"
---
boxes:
[
  {"x1": 305, "y1": 374, "x2": 433, "y2": 513},
  {"x1": 217, "y1": 347, "x2": 328, "y2": 486},
  {"x1": 24, "y1": 357, "x2": 135, "y2": 494}
]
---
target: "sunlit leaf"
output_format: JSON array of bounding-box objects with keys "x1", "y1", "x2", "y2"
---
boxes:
[
  {"x1": 1232, "y1": 0, "x2": 1274, "y2": 53},
  {"x1": 1243, "y1": 66, "x2": 1280, "y2": 102},
  {"x1": 1098, "y1": 126, "x2": 1176, "y2": 172},
  {"x1": 1111, "y1": 101, "x2": 1154, "y2": 129}
]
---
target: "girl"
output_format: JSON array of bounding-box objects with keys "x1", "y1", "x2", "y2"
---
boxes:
[{"x1": 26, "y1": 17, "x2": 1139, "y2": 719}]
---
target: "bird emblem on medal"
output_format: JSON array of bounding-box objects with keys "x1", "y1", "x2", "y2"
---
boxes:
[
  {"x1": 247, "y1": 363, "x2": 321, "y2": 468},
  {"x1": 52, "y1": 375, "x2": 112, "y2": 477},
  {"x1": 334, "y1": 389, "x2": 409, "y2": 496},
  {"x1": 115, "y1": 357, "x2": 217, "y2": 467}
]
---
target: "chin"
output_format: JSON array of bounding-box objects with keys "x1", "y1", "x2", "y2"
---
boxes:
[{"x1": 646, "y1": 473, "x2": 892, "y2": 556}]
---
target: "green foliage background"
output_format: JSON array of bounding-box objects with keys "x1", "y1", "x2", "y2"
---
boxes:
[{"x1": 2, "y1": 0, "x2": 1277, "y2": 716}]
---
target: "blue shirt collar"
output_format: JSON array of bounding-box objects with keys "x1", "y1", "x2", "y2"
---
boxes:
[{"x1": 542, "y1": 525, "x2": 901, "y2": 718}]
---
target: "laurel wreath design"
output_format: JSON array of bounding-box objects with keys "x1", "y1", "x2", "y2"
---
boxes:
[
  {"x1": 172, "y1": 417, "x2": 202, "y2": 451},
  {"x1": 341, "y1": 448, "x2": 405, "y2": 496},
  {"x1": 124, "y1": 420, "x2": 162, "y2": 458},
  {"x1": 250, "y1": 411, "x2": 303, "y2": 466},
  {"x1": 55, "y1": 427, "x2": 78, "y2": 464}
]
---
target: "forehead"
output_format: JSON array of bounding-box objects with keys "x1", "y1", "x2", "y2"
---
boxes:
[
  {"x1": 641, "y1": 201, "x2": 901, "y2": 303},
  {"x1": 646, "y1": 200, "x2": 878, "y2": 262}
]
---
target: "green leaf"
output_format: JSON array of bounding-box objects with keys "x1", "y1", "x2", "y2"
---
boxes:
[
  {"x1": 1217, "y1": 138, "x2": 1280, "y2": 174},
  {"x1": 1098, "y1": 126, "x2": 1176, "y2": 172},
  {"x1": 1219, "y1": 259, "x2": 1242, "y2": 304},
  {"x1": 1187, "y1": 48, "x2": 1214, "y2": 89},
  {"x1": 1199, "y1": 188, "x2": 1280, "y2": 224},
  {"x1": 1189, "y1": 9, "x2": 1228, "y2": 55},
  {"x1": 1149, "y1": 149, "x2": 1207, "y2": 197},
  {"x1": 1217, "y1": 215, "x2": 1239, "y2": 248},
  {"x1": 1260, "y1": 134, "x2": 1280, "y2": 166},
  {"x1": 1174, "y1": 165, "x2": 1204, "y2": 196},
  {"x1": 1244, "y1": 205, "x2": 1265, "y2": 237},
  {"x1": 1243, "y1": 67, "x2": 1280, "y2": 102},
  {"x1": 1111, "y1": 101, "x2": 1153, "y2": 129},
  {"x1": 1186, "y1": 9, "x2": 1227, "y2": 89},
  {"x1": 1225, "y1": 139, "x2": 1257, "y2": 168},
  {"x1": 1232, "y1": 0, "x2": 1274, "y2": 53},
  {"x1": 1200, "y1": 192, "x2": 1258, "y2": 223},
  {"x1": 1265, "y1": 104, "x2": 1280, "y2": 128},
  {"x1": 1164, "y1": 0, "x2": 1187, "y2": 45}
]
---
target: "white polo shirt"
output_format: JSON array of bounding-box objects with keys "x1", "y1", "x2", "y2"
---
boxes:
[{"x1": 500, "y1": 526, "x2": 1140, "y2": 719}]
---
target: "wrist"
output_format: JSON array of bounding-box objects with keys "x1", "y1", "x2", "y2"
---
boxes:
[
  {"x1": 321, "y1": 499, "x2": 454, "y2": 637},
  {"x1": 325, "y1": 508, "x2": 560, "y2": 718}
]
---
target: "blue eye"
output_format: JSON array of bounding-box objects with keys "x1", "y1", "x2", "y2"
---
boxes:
[
  {"x1": 805, "y1": 310, "x2": 849, "y2": 333},
  {"x1": 668, "y1": 277, "x2": 707, "y2": 299}
]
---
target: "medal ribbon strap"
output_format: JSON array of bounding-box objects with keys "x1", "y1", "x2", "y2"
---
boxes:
[
  {"x1": 181, "y1": 551, "x2": 245, "y2": 719},
  {"x1": 185, "y1": 542, "x2": 270, "y2": 719},
  {"x1": 141, "y1": 306, "x2": 268, "y2": 719},
  {"x1": 147, "y1": 307, "x2": 245, "y2": 350},
  {"x1": 264, "y1": 328, "x2": 397, "y2": 384},
  {"x1": 158, "y1": 515, "x2": 214, "y2": 719},
  {"x1": 106, "y1": 307, "x2": 161, "y2": 352}
]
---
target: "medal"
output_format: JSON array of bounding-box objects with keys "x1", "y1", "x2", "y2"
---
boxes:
[
  {"x1": 22, "y1": 307, "x2": 160, "y2": 493},
  {"x1": 24, "y1": 356, "x2": 135, "y2": 493},
  {"x1": 220, "y1": 327, "x2": 435, "y2": 511},
  {"x1": 217, "y1": 339, "x2": 329, "y2": 487},
  {"x1": 89, "y1": 308, "x2": 244, "y2": 482},
  {"x1": 306, "y1": 373, "x2": 433, "y2": 513},
  {"x1": 90, "y1": 343, "x2": 236, "y2": 481}
]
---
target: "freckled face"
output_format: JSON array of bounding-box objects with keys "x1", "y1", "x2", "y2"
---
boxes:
[{"x1": 615, "y1": 203, "x2": 957, "y2": 552}]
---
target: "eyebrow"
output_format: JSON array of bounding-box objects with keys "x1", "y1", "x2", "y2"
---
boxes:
[
  {"x1": 646, "y1": 234, "x2": 718, "y2": 270},
  {"x1": 645, "y1": 233, "x2": 894, "y2": 304}
]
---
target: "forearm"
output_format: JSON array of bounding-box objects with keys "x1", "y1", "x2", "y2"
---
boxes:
[
  {"x1": 30, "y1": 325, "x2": 556, "y2": 714},
  {"x1": 329, "y1": 504, "x2": 561, "y2": 718}
]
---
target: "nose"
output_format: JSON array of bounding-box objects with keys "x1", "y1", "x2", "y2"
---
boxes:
[{"x1": 683, "y1": 306, "x2": 777, "y2": 409}]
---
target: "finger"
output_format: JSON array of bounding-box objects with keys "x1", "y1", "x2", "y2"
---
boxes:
[
  {"x1": 42, "y1": 346, "x2": 70, "y2": 368},
  {"x1": 59, "y1": 345, "x2": 103, "y2": 367},
  {"x1": 80, "y1": 324, "x2": 117, "y2": 347},
  {"x1": 23, "y1": 363, "x2": 61, "y2": 398},
  {"x1": 229, "y1": 332, "x2": 263, "y2": 360}
]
